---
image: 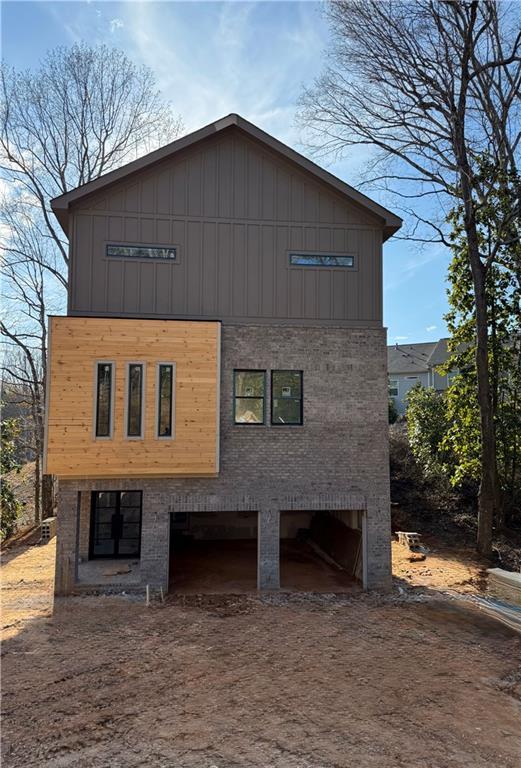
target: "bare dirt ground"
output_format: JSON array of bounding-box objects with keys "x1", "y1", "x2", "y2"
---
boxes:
[
  {"x1": 2, "y1": 539, "x2": 521, "y2": 768},
  {"x1": 391, "y1": 535, "x2": 490, "y2": 593}
]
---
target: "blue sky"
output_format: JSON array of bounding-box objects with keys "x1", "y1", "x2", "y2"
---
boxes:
[{"x1": 1, "y1": 0, "x2": 452, "y2": 342}]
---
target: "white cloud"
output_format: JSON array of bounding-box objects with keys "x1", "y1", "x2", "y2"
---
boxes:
[
  {"x1": 110, "y1": 18, "x2": 124, "y2": 33},
  {"x1": 122, "y1": 1, "x2": 327, "y2": 149},
  {"x1": 426, "y1": 325, "x2": 437, "y2": 332},
  {"x1": 394, "y1": 336, "x2": 409, "y2": 341}
]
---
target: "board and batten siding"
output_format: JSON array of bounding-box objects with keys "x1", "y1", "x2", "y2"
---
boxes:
[
  {"x1": 68, "y1": 128, "x2": 384, "y2": 326},
  {"x1": 44, "y1": 317, "x2": 220, "y2": 479}
]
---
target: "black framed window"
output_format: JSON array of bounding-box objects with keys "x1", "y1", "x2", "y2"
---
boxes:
[
  {"x1": 126, "y1": 363, "x2": 144, "y2": 438},
  {"x1": 271, "y1": 370, "x2": 303, "y2": 425},
  {"x1": 289, "y1": 253, "x2": 354, "y2": 268},
  {"x1": 157, "y1": 363, "x2": 175, "y2": 438},
  {"x1": 90, "y1": 490, "x2": 142, "y2": 559},
  {"x1": 234, "y1": 370, "x2": 266, "y2": 424},
  {"x1": 95, "y1": 362, "x2": 113, "y2": 438},
  {"x1": 107, "y1": 244, "x2": 176, "y2": 260}
]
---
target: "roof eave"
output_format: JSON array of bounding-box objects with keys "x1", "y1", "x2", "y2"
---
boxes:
[
  {"x1": 50, "y1": 112, "x2": 403, "y2": 239},
  {"x1": 383, "y1": 224, "x2": 401, "y2": 242}
]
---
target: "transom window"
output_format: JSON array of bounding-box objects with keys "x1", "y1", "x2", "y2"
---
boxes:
[
  {"x1": 289, "y1": 252, "x2": 354, "y2": 268},
  {"x1": 95, "y1": 362, "x2": 114, "y2": 438},
  {"x1": 106, "y1": 244, "x2": 177, "y2": 260},
  {"x1": 388, "y1": 378, "x2": 399, "y2": 397},
  {"x1": 234, "y1": 370, "x2": 265, "y2": 425},
  {"x1": 271, "y1": 370, "x2": 303, "y2": 425}
]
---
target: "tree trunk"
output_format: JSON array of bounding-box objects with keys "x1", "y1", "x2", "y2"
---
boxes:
[
  {"x1": 453, "y1": 8, "x2": 501, "y2": 556},
  {"x1": 41, "y1": 474, "x2": 55, "y2": 519},
  {"x1": 34, "y1": 452, "x2": 41, "y2": 525},
  {"x1": 470, "y1": 256, "x2": 499, "y2": 556}
]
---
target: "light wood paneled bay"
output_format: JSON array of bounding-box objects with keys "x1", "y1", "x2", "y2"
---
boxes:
[{"x1": 45, "y1": 317, "x2": 220, "y2": 478}]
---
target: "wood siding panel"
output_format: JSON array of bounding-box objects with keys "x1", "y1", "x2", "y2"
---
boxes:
[
  {"x1": 260, "y1": 225, "x2": 275, "y2": 317},
  {"x1": 217, "y1": 222, "x2": 232, "y2": 317},
  {"x1": 232, "y1": 224, "x2": 247, "y2": 317},
  {"x1": 202, "y1": 221, "x2": 217, "y2": 315},
  {"x1": 45, "y1": 317, "x2": 220, "y2": 478},
  {"x1": 69, "y1": 128, "x2": 384, "y2": 325}
]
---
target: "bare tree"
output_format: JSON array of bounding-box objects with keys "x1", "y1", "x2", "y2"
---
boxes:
[
  {"x1": 299, "y1": 0, "x2": 521, "y2": 555},
  {"x1": 1, "y1": 199, "x2": 63, "y2": 520},
  {"x1": 1, "y1": 43, "x2": 182, "y2": 523}
]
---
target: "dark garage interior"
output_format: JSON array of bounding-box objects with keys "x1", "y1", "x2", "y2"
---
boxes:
[
  {"x1": 279, "y1": 511, "x2": 362, "y2": 591},
  {"x1": 169, "y1": 511, "x2": 258, "y2": 593},
  {"x1": 168, "y1": 510, "x2": 363, "y2": 593}
]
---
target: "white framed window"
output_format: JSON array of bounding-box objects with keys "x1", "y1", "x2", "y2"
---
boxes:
[
  {"x1": 388, "y1": 378, "x2": 399, "y2": 397},
  {"x1": 125, "y1": 362, "x2": 146, "y2": 439},
  {"x1": 94, "y1": 361, "x2": 115, "y2": 439},
  {"x1": 156, "y1": 362, "x2": 176, "y2": 439}
]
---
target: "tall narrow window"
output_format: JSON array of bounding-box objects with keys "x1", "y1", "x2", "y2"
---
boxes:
[
  {"x1": 126, "y1": 363, "x2": 144, "y2": 438},
  {"x1": 233, "y1": 370, "x2": 265, "y2": 424},
  {"x1": 157, "y1": 363, "x2": 175, "y2": 438},
  {"x1": 271, "y1": 370, "x2": 303, "y2": 425},
  {"x1": 95, "y1": 362, "x2": 113, "y2": 438}
]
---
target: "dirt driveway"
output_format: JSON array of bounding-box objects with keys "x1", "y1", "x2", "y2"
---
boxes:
[{"x1": 1, "y1": 539, "x2": 521, "y2": 768}]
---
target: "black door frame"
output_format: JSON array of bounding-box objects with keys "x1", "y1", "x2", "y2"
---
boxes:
[{"x1": 89, "y1": 490, "x2": 143, "y2": 559}]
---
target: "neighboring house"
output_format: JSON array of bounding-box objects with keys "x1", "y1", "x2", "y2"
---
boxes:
[
  {"x1": 387, "y1": 338, "x2": 454, "y2": 415},
  {"x1": 44, "y1": 114, "x2": 402, "y2": 596}
]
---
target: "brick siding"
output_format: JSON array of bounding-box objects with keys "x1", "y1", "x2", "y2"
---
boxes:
[{"x1": 55, "y1": 324, "x2": 391, "y2": 594}]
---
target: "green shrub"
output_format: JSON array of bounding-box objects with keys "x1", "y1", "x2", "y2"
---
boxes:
[
  {"x1": 388, "y1": 398, "x2": 398, "y2": 424},
  {"x1": 1, "y1": 417, "x2": 22, "y2": 541}
]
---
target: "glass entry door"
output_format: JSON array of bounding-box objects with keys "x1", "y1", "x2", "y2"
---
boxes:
[{"x1": 90, "y1": 491, "x2": 142, "y2": 558}]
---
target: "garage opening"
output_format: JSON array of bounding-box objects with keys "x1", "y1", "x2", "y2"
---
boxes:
[
  {"x1": 280, "y1": 510, "x2": 363, "y2": 591},
  {"x1": 169, "y1": 511, "x2": 258, "y2": 593}
]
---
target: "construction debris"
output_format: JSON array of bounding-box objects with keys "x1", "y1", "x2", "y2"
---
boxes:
[
  {"x1": 446, "y1": 591, "x2": 521, "y2": 635},
  {"x1": 487, "y1": 568, "x2": 521, "y2": 606},
  {"x1": 396, "y1": 531, "x2": 421, "y2": 548}
]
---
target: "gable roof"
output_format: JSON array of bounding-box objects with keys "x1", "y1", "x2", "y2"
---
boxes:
[
  {"x1": 387, "y1": 340, "x2": 448, "y2": 374},
  {"x1": 50, "y1": 113, "x2": 402, "y2": 239}
]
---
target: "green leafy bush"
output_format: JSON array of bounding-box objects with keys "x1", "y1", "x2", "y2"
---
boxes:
[
  {"x1": 405, "y1": 385, "x2": 451, "y2": 479},
  {"x1": 1, "y1": 417, "x2": 22, "y2": 541}
]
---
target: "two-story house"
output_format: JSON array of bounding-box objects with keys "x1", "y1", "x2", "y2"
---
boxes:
[
  {"x1": 388, "y1": 339, "x2": 454, "y2": 415},
  {"x1": 45, "y1": 114, "x2": 402, "y2": 595}
]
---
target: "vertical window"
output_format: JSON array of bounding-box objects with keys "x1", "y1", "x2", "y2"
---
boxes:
[
  {"x1": 126, "y1": 363, "x2": 144, "y2": 438},
  {"x1": 271, "y1": 370, "x2": 303, "y2": 425},
  {"x1": 157, "y1": 363, "x2": 175, "y2": 438},
  {"x1": 95, "y1": 362, "x2": 113, "y2": 438},
  {"x1": 233, "y1": 370, "x2": 265, "y2": 424}
]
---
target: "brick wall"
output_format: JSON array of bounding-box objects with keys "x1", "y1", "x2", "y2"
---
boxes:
[{"x1": 56, "y1": 324, "x2": 391, "y2": 594}]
